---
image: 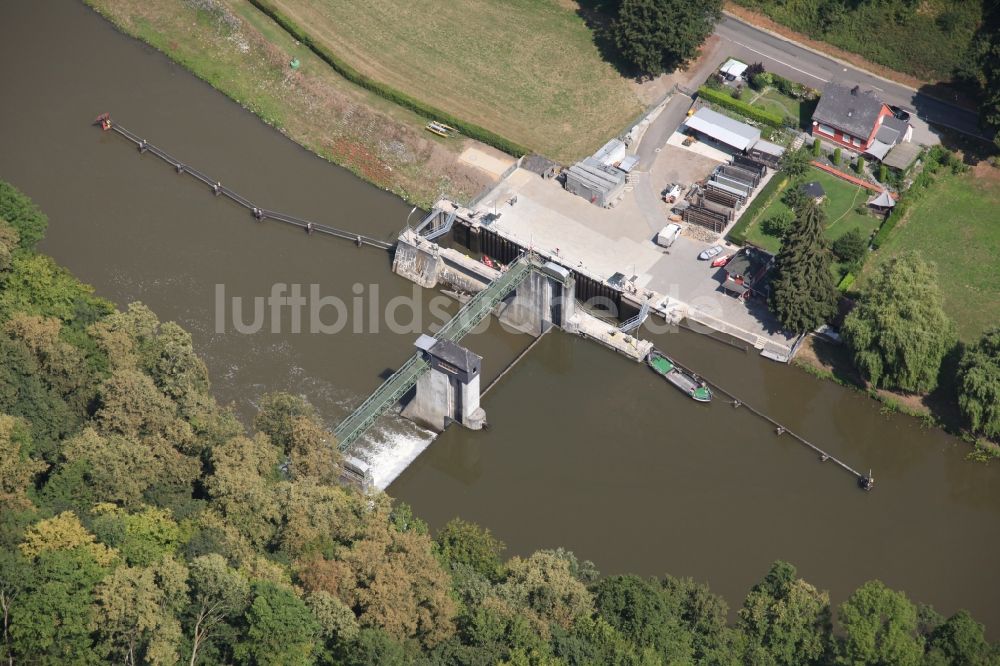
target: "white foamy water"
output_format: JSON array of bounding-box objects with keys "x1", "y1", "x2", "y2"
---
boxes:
[{"x1": 360, "y1": 420, "x2": 437, "y2": 490}]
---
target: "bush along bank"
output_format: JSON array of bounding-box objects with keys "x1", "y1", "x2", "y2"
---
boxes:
[{"x1": 246, "y1": 0, "x2": 531, "y2": 158}]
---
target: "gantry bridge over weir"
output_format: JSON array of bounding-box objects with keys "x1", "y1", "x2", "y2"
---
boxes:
[{"x1": 332, "y1": 256, "x2": 534, "y2": 449}]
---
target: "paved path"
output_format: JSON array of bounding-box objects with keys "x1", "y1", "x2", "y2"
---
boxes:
[
  {"x1": 713, "y1": 15, "x2": 988, "y2": 144},
  {"x1": 635, "y1": 93, "x2": 693, "y2": 170}
]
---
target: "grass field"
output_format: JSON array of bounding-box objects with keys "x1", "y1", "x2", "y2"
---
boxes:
[
  {"x1": 745, "y1": 168, "x2": 879, "y2": 259},
  {"x1": 871, "y1": 168, "x2": 1000, "y2": 341},
  {"x1": 266, "y1": 0, "x2": 643, "y2": 162}
]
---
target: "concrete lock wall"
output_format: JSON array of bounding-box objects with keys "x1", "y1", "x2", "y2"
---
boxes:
[
  {"x1": 392, "y1": 234, "x2": 444, "y2": 288},
  {"x1": 501, "y1": 271, "x2": 575, "y2": 336}
]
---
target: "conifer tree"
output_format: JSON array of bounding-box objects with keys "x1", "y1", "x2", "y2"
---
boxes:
[{"x1": 768, "y1": 199, "x2": 838, "y2": 334}]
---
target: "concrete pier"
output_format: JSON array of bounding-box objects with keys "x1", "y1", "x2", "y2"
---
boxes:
[{"x1": 402, "y1": 336, "x2": 487, "y2": 432}]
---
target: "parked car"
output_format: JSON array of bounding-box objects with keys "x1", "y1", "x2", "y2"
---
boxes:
[
  {"x1": 698, "y1": 245, "x2": 724, "y2": 260},
  {"x1": 657, "y1": 223, "x2": 682, "y2": 248},
  {"x1": 888, "y1": 105, "x2": 911, "y2": 122}
]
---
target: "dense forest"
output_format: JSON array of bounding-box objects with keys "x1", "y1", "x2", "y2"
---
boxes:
[{"x1": 0, "y1": 179, "x2": 997, "y2": 664}]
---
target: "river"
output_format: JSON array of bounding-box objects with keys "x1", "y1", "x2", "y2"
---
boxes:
[{"x1": 2, "y1": 0, "x2": 998, "y2": 631}]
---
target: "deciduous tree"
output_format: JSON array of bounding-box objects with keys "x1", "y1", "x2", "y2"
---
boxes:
[
  {"x1": 595, "y1": 574, "x2": 693, "y2": 661},
  {"x1": 296, "y1": 509, "x2": 457, "y2": 648},
  {"x1": 0, "y1": 182, "x2": 47, "y2": 251},
  {"x1": 497, "y1": 550, "x2": 594, "y2": 636},
  {"x1": 234, "y1": 581, "x2": 319, "y2": 666},
  {"x1": 842, "y1": 253, "x2": 956, "y2": 392},
  {"x1": 769, "y1": 199, "x2": 839, "y2": 333},
  {"x1": 957, "y1": 327, "x2": 1000, "y2": 438},
  {"x1": 9, "y1": 547, "x2": 108, "y2": 665},
  {"x1": 613, "y1": 0, "x2": 722, "y2": 77},
  {"x1": 435, "y1": 518, "x2": 506, "y2": 582},
  {"x1": 0, "y1": 415, "x2": 45, "y2": 511},
  {"x1": 837, "y1": 580, "x2": 924, "y2": 666},
  {"x1": 92, "y1": 557, "x2": 189, "y2": 666},
  {"x1": 739, "y1": 561, "x2": 832, "y2": 665},
  {"x1": 186, "y1": 554, "x2": 251, "y2": 666}
]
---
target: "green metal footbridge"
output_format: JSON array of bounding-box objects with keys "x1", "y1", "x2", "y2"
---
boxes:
[{"x1": 333, "y1": 256, "x2": 534, "y2": 450}]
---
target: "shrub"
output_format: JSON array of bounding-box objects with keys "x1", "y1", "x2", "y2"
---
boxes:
[
  {"x1": 750, "y1": 71, "x2": 773, "y2": 91},
  {"x1": 731, "y1": 86, "x2": 743, "y2": 100},
  {"x1": 696, "y1": 86, "x2": 784, "y2": 128},
  {"x1": 878, "y1": 163, "x2": 888, "y2": 183},
  {"x1": 833, "y1": 147, "x2": 842, "y2": 165},
  {"x1": 833, "y1": 228, "x2": 867, "y2": 263},
  {"x1": 762, "y1": 210, "x2": 794, "y2": 237},
  {"x1": 871, "y1": 200, "x2": 907, "y2": 249},
  {"x1": 855, "y1": 157, "x2": 866, "y2": 175},
  {"x1": 837, "y1": 272, "x2": 856, "y2": 292},
  {"x1": 745, "y1": 62, "x2": 765, "y2": 80},
  {"x1": 812, "y1": 138, "x2": 821, "y2": 157}
]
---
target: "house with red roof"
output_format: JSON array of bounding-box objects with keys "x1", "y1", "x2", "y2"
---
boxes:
[{"x1": 811, "y1": 83, "x2": 912, "y2": 160}]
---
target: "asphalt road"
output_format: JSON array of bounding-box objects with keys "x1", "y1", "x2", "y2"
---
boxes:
[{"x1": 714, "y1": 15, "x2": 989, "y2": 144}]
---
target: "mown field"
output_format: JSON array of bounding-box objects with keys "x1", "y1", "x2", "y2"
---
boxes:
[
  {"x1": 746, "y1": 167, "x2": 879, "y2": 257},
  {"x1": 871, "y1": 168, "x2": 1000, "y2": 341},
  {"x1": 265, "y1": 0, "x2": 644, "y2": 162}
]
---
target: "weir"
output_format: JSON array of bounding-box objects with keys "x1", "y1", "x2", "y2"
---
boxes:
[
  {"x1": 332, "y1": 255, "x2": 535, "y2": 450},
  {"x1": 95, "y1": 118, "x2": 873, "y2": 491}
]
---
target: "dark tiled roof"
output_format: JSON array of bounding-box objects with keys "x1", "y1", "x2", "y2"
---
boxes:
[
  {"x1": 429, "y1": 339, "x2": 481, "y2": 374},
  {"x1": 522, "y1": 154, "x2": 559, "y2": 175},
  {"x1": 801, "y1": 181, "x2": 826, "y2": 199},
  {"x1": 813, "y1": 83, "x2": 885, "y2": 139}
]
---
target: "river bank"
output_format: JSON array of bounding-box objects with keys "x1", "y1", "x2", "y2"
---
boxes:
[{"x1": 84, "y1": 0, "x2": 498, "y2": 209}]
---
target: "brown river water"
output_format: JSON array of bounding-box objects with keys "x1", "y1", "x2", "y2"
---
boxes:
[{"x1": 1, "y1": 0, "x2": 998, "y2": 632}]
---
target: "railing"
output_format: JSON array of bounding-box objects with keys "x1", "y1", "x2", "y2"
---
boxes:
[{"x1": 333, "y1": 256, "x2": 534, "y2": 449}]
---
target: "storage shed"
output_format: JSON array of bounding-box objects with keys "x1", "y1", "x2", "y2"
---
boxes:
[
  {"x1": 748, "y1": 139, "x2": 785, "y2": 167},
  {"x1": 563, "y1": 160, "x2": 626, "y2": 207},
  {"x1": 685, "y1": 108, "x2": 761, "y2": 152}
]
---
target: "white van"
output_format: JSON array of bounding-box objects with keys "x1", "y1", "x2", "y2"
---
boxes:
[{"x1": 657, "y1": 223, "x2": 681, "y2": 248}]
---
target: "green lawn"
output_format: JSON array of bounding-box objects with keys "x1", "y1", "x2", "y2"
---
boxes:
[
  {"x1": 748, "y1": 88, "x2": 817, "y2": 130},
  {"x1": 265, "y1": 0, "x2": 643, "y2": 161},
  {"x1": 745, "y1": 168, "x2": 880, "y2": 262},
  {"x1": 871, "y1": 170, "x2": 1000, "y2": 341}
]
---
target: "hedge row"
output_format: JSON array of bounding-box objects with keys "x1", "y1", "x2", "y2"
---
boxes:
[
  {"x1": 246, "y1": 0, "x2": 531, "y2": 158},
  {"x1": 727, "y1": 175, "x2": 788, "y2": 245},
  {"x1": 696, "y1": 86, "x2": 785, "y2": 129},
  {"x1": 870, "y1": 199, "x2": 907, "y2": 249}
]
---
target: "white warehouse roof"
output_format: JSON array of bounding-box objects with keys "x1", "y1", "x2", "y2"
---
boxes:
[{"x1": 685, "y1": 108, "x2": 761, "y2": 151}]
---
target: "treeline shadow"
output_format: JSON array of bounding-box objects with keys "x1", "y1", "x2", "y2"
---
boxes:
[{"x1": 574, "y1": 0, "x2": 643, "y2": 80}]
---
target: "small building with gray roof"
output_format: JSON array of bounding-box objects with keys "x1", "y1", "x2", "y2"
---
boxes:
[{"x1": 684, "y1": 107, "x2": 761, "y2": 152}]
